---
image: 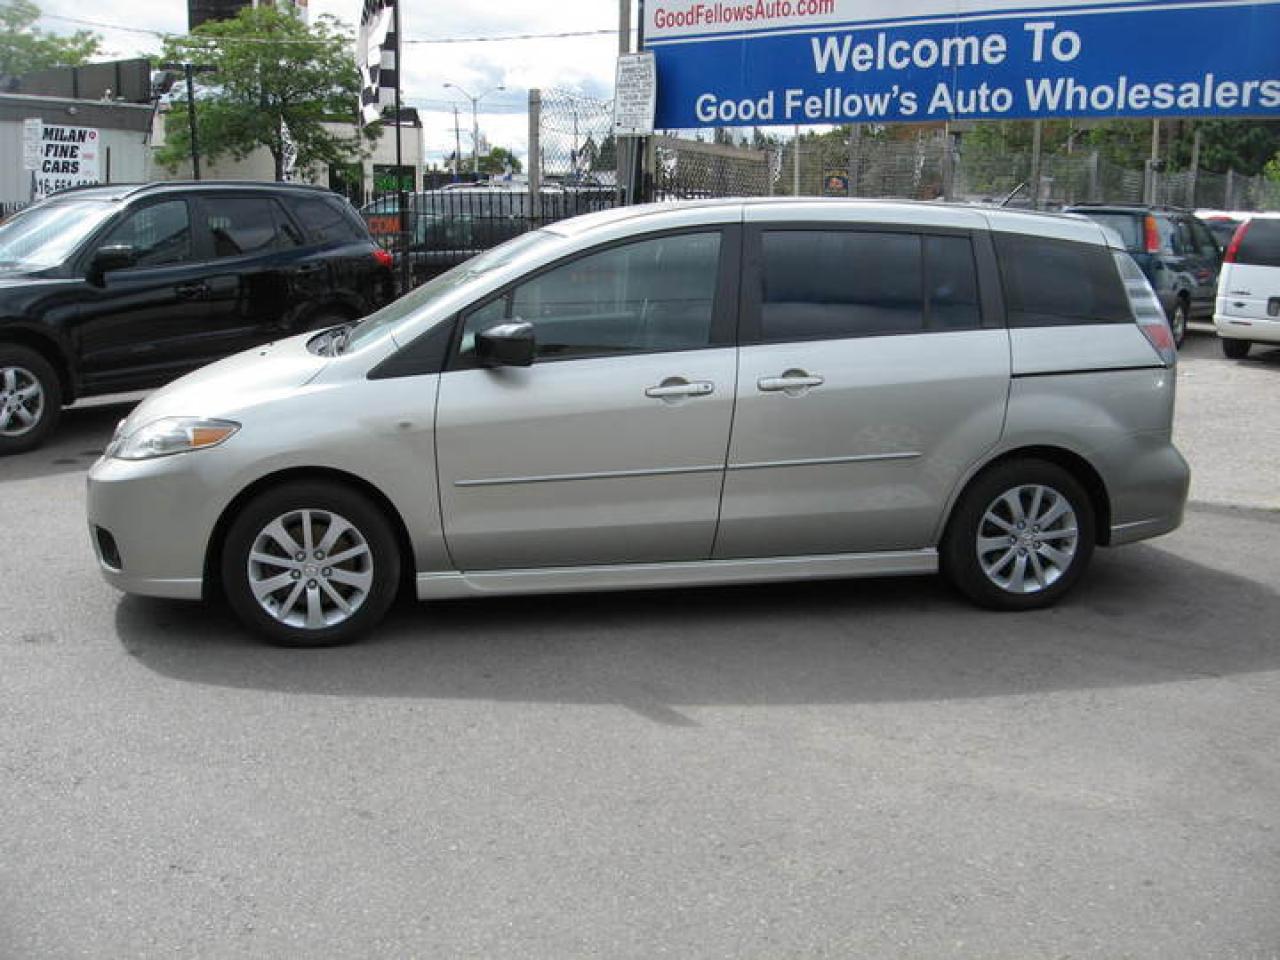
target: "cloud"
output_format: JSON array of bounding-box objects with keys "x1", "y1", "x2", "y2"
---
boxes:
[{"x1": 37, "y1": 0, "x2": 630, "y2": 166}]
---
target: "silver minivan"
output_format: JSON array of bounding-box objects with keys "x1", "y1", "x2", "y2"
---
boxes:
[{"x1": 86, "y1": 199, "x2": 1190, "y2": 645}]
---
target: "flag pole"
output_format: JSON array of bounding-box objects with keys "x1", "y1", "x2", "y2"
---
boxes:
[{"x1": 392, "y1": 0, "x2": 407, "y2": 290}]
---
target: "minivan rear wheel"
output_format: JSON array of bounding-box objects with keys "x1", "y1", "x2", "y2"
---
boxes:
[
  {"x1": 0, "y1": 345, "x2": 61, "y2": 455},
  {"x1": 942, "y1": 459, "x2": 1095, "y2": 611},
  {"x1": 1221, "y1": 338, "x2": 1251, "y2": 360},
  {"x1": 221, "y1": 481, "x2": 401, "y2": 646}
]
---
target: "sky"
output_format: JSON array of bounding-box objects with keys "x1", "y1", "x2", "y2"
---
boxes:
[{"x1": 36, "y1": 0, "x2": 633, "y2": 167}]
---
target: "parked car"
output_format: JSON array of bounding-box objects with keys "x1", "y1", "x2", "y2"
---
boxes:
[
  {"x1": 0, "y1": 181, "x2": 395, "y2": 453},
  {"x1": 1214, "y1": 213, "x2": 1280, "y2": 359},
  {"x1": 1064, "y1": 204, "x2": 1222, "y2": 345},
  {"x1": 87, "y1": 198, "x2": 1189, "y2": 646},
  {"x1": 1195, "y1": 208, "x2": 1251, "y2": 247}
]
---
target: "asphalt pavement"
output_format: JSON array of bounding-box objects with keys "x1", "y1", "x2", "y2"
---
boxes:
[{"x1": 1, "y1": 333, "x2": 1277, "y2": 959}]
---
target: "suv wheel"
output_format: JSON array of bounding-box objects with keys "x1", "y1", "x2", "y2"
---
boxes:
[
  {"x1": 1169, "y1": 298, "x2": 1189, "y2": 348},
  {"x1": 0, "y1": 345, "x2": 61, "y2": 455},
  {"x1": 1221, "y1": 338, "x2": 1251, "y2": 360},
  {"x1": 221, "y1": 481, "x2": 401, "y2": 646},
  {"x1": 942, "y1": 459, "x2": 1096, "y2": 611}
]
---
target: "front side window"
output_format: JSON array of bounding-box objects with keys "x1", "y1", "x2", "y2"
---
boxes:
[
  {"x1": 757, "y1": 230, "x2": 924, "y2": 342},
  {"x1": 995, "y1": 233, "x2": 1130, "y2": 327},
  {"x1": 204, "y1": 198, "x2": 299, "y2": 258},
  {"x1": 100, "y1": 200, "x2": 191, "y2": 267},
  {"x1": 459, "y1": 231, "x2": 722, "y2": 362}
]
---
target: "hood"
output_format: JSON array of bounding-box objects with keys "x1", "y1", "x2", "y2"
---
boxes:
[{"x1": 119, "y1": 331, "x2": 330, "y2": 435}]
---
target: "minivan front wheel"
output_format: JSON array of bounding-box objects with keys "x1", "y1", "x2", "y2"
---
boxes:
[
  {"x1": 222, "y1": 481, "x2": 401, "y2": 646},
  {"x1": 0, "y1": 345, "x2": 61, "y2": 455},
  {"x1": 942, "y1": 460, "x2": 1095, "y2": 610}
]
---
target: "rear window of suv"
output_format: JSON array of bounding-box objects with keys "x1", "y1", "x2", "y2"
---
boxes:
[
  {"x1": 995, "y1": 233, "x2": 1131, "y2": 327},
  {"x1": 290, "y1": 196, "x2": 368, "y2": 244},
  {"x1": 1235, "y1": 219, "x2": 1280, "y2": 267},
  {"x1": 1084, "y1": 212, "x2": 1143, "y2": 252}
]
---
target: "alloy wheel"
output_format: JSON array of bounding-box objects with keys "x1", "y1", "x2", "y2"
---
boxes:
[
  {"x1": 0, "y1": 366, "x2": 45, "y2": 438},
  {"x1": 976, "y1": 484, "x2": 1079, "y2": 595},
  {"x1": 247, "y1": 509, "x2": 374, "y2": 629}
]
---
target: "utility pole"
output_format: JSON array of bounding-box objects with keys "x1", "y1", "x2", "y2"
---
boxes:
[
  {"x1": 452, "y1": 105, "x2": 463, "y2": 179},
  {"x1": 161, "y1": 61, "x2": 216, "y2": 180}
]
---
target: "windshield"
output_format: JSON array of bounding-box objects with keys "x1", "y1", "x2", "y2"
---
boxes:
[
  {"x1": 0, "y1": 200, "x2": 118, "y2": 272},
  {"x1": 346, "y1": 229, "x2": 560, "y2": 350}
]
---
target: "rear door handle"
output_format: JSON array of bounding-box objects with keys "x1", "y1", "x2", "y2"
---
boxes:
[
  {"x1": 175, "y1": 281, "x2": 209, "y2": 299},
  {"x1": 758, "y1": 370, "x2": 824, "y2": 393},
  {"x1": 645, "y1": 378, "x2": 715, "y2": 400}
]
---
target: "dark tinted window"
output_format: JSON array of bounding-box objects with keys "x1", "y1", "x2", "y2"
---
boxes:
[
  {"x1": 925, "y1": 235, "x2": 981, "y2": 330},
  {"x1": 101, "y1": 200, "x2": 191, "y2": 267},
  {"x1": 460, "y1": 231, "x2": 721, "y2": 361},
  {"x1": 759, "y1": 231, "x2": 922, "y2": 341},
  {"x1": 1204, "y1": 218, "x2": 1240, "y2": 246},
  {"x1": 1189, "y1": 218, "x2": 1220, "y2": 258},
  {"x1": 1084, "y1": 212, "x2": 1142, "y2": 252},
  {"x1": 292, "y1": 196, "x2": 365, "y2": 244},
  {"x1": 995, "y1": 234, "x2": 1130, "y2": 327},
  {"x1": 204, "y1": 198, "x2": 298, "y2": 258},
  {"x1": 1236, "y1": 219, "x2": 1280, "y2": 267}
]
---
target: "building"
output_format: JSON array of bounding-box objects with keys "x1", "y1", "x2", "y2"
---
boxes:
[{"x1": 0, "y1": 93, "x2": 152, "y2": 208}]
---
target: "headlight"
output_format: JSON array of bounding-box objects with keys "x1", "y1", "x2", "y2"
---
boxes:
[{"x1": 108, "y1": 417, "x2": 240, "y2": 461}]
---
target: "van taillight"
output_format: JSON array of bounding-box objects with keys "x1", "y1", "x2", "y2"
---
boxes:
[
  {"x1": 1223, "y1": 220, "x2": 1251, "y2": 263},
  {"x1": 372, "y1": 248, "x2": 394, "y2": 269},
  {"x1": 1114, "y1": 250, "x2": 1177, "y2": 366},
  {"x1": 1144, "y1": 215, "x2": 1160, "y2": 254}
]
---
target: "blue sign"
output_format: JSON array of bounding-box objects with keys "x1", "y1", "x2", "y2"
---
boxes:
[{"x1": 645, "y1": 0, "x2": 1280, "y2": 126}]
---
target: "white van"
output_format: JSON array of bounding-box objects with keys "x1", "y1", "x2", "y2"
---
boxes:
[{"x1": 1215, "y1": 213, "x2": 1280, "y2": 358}]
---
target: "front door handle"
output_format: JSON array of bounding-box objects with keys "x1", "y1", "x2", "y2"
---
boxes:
[
  {"x1": 645, "y1": 378, "x2": 715, "y2": 400},
  {"x1": 758, "y1": 370, "x2": 824, "y2": 394},
  {"x1": 175, "y1": 281, "x2": 209, "y2": 300}
]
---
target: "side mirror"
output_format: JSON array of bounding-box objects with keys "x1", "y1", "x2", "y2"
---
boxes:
[
  {"x1": 89, "y1": 244, "x2": 137, "y2": 283},
  {"x1": 475, "y1": 321, "x2": 536, "y2": 367}
]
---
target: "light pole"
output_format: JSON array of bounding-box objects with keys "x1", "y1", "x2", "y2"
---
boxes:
[{"x1": 443, "y1": 82, "x2": 506, "y2": 176}]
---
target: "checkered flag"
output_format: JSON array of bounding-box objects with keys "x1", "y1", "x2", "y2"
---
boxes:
[{"x1": 357, "y1": 0, "x2": 397, "y2": 125}]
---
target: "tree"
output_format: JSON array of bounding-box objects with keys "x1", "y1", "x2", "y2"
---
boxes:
[
  {"x1": 478, "y1": 147, "x2": 522, "y2": 176},
  {"x1": 156, "y1": 5, "x2": 375, "y2": 181},
  {"x1": 0, "y1": 0, "x2": 101, "y2": 79}
]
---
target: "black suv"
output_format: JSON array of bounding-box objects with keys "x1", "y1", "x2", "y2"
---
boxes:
[
  {"x1": 0, "y1": 181, "x2": 395, "y2": 453},
  {"x1": 1063, "y1": 204, "x2": 1222, "y2": 346}
]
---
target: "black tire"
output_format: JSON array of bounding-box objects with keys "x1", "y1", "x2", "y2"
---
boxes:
[
  {"x1": 1221, "y1": 337, "x2": 1251, "y2": 360},
  {"x1": 0, "y1": 344, "x2": 62, "y2": 456},
  {"x1": 1169, "y1": 297, "x2": 1189, "y2": 348},
  {"x1": 221, "y1": 480, "x2": 401, "y2": 646},
  {"x1": 942, "y1": 459, "x2": 1096, "y2": 611}
]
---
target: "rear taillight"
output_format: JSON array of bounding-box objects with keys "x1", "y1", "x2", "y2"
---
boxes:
[
  {"x1": 1143, "y1": 215, "x2": 1160, "y2": 254},
  {"x1": 1223, "y1": 220, "x2": 1251, "y2": 264},
  {"x1": 1114, "y1": 250, "x2": 1177, "y2": 366},
  {"x1": 372, "y1": 248, "x2": 394, "y2": 269}
]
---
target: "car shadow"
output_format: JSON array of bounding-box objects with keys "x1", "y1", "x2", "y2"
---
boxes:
[
  {"x1": 115, "y1": 534, "x2": 1280, "y2": 722},
  {"x1": 0, "y1": 398, "x2": 138, "y2": 483}
]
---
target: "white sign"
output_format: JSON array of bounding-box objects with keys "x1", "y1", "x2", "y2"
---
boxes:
[
  {"x1": 22, "y1": 118, "x2": 42, "y2": 171},
  {"x1": 614, "y1": 52, "x2": 657, "y2": 136},
  {"x1": 32, "y1": 124, "x2": 102, "y2": 200}
]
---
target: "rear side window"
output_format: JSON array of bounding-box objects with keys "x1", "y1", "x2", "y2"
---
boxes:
[
  {"x1": 1236, "y1": 219, "x2": 1280, "y2": 267},
  {"x1": 759, "y1": 231, "x2": 923, "y2": 341},
  {"x1": 204, "y1": 198, "x2": 299, "y2": 258},
  {"x1": 995, "y1": 233, "x2": 1131, "y2": 327},
  {"x1": 291, "y1": 196, "x2": 367, "y2": 244},
  {"x1": 755, "y1": 230, "x2": 981, "y2": 342}
]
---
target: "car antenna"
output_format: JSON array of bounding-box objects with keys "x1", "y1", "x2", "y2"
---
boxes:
[{"x1": 1000, "y1": 182, "x2": 1028, "y2": 207}]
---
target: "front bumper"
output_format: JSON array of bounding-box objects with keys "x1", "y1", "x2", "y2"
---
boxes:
[{"x1": 86, "y1": 454, "x2": 220, "y2": 601}]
